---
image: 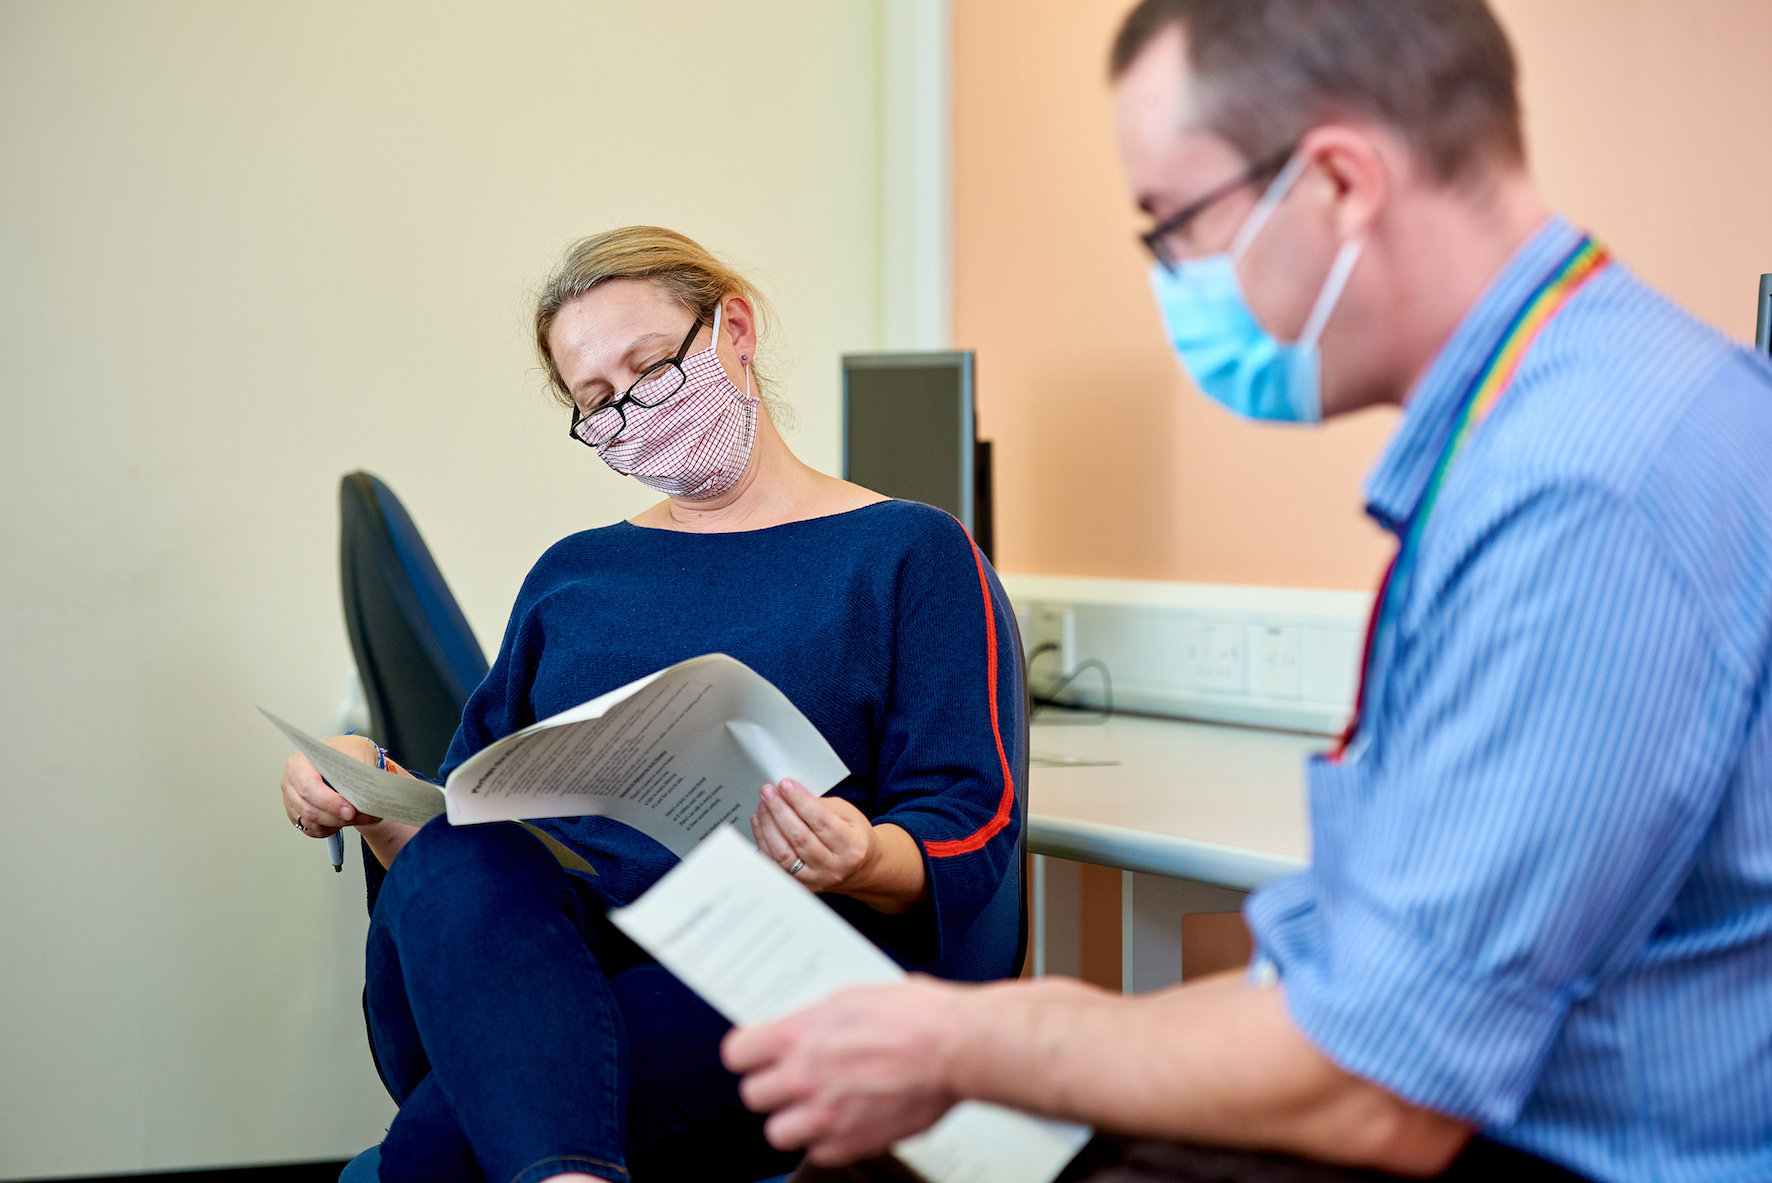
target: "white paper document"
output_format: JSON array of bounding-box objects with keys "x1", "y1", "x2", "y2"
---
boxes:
[
  {"x1": 610, "y1": 828, "x2": 1093, "y2": 1183},
  {"x1": 262, "y1": 712, "x2": 447, "y2": 828},
  {"x1": 262, "y1": 654, "x2": 850, "y2": 854}
]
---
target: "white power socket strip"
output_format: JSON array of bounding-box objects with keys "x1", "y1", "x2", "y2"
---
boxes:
[{"x1": 1003, "y1": 574, "x2": 1371, "y2": 736}]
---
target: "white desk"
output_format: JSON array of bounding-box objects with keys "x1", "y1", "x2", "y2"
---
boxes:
[{"x1": 1025, "y1": 713, "x2": 1322, "y2": 991}]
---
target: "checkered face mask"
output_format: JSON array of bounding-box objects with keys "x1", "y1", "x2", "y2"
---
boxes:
[{"x1": 594, "y1": 303, "x2": 760, "y2": 500}]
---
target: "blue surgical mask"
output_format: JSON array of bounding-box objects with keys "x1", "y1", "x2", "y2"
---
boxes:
[{"x1": 1150, "y1": 154, "x2": 1364, "y2": 423}]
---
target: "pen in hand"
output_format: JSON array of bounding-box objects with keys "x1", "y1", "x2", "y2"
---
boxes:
[{"x1": 316, "y1": 769, "x2": 347, "y2": 873}]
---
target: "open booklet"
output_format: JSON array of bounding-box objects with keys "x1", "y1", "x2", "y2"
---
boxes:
[
  {"x1": 261, "y1": 653, "x2": 850, "y2": 855},
  {"x1": 610, "y1": 827, "x2": 1093, "y2": 1183}
]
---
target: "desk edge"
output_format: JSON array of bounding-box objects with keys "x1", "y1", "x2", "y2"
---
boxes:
[{"x1": 1027, "y1": 813, "x2": 1306, "y2": 891}]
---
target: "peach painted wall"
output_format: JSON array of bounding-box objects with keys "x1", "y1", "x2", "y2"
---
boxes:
[{"x1": 954, "y1": 0, "x2": 1772, "y2": 589}]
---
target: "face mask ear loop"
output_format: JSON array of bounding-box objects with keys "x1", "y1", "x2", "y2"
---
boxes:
[
  {"x1": 1228, "y1": 152, "x2": 1311, "y2": 264},
  {"x1": 710, "y1": 299, "x2": 751, "y2": 399},
  {"x1": 1296, "y1": 236, "x2": 1364, "y2": 349}
]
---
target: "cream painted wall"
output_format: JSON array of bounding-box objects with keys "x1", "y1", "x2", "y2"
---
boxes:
[
  {"x1": 0, "y1": 1, "x2": 884, "y2": 1175},
  {"x1": 953, "y1": 0, "x2": 1772, "y2": 588}
]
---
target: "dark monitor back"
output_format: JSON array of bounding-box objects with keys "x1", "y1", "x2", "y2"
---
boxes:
[
  {"x1": 842, "y1": 352, "x2": 981, "y2": 548},
  {"x1": 1757, "y1": 273, "x2": 1771, "y2": 355}
]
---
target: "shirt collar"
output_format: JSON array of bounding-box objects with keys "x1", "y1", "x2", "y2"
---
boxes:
[{"x1": 1362, "y1": 216, "x2": 1583, "y2": 537}]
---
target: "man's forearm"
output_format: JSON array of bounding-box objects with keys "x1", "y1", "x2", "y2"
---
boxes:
[{"x1": 945, "y1": 972, "x2": 1472, "y2": 1177}]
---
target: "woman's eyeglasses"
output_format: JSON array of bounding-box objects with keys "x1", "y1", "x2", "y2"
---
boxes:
[{"x1": 568, "y1": 316, "x2": 705, "y2": 448}]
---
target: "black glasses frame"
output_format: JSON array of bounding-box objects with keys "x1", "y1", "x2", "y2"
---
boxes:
[
  {"x1": 1139, "y1": 143, "x2": 1298, "y2": 273},
  {"x1": 568, "y1": 315, "x2": 706, "y2": 448}
]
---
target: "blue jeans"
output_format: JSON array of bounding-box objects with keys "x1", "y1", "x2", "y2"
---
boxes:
[{"x1": 366, "y1": 818, "x2": 800, "y2": 1183}]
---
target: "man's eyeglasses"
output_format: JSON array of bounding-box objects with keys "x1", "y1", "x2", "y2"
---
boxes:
[
  {"x1": 569, "y1": 315, "x2": 705, "y2": 448},
  {"x1": 1139, "y1": 143, "x2": 1297, "y2": 273}
]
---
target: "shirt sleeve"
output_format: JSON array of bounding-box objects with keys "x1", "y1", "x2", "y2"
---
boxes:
[
  {"x1": 864, "y1": 512, "x2": 1025, "y2": 979},
  {"x1": 1248, "y1": 482, "x2": 1751, "y2": 1125}
]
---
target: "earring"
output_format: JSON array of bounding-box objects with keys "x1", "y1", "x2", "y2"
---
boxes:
[{"x1": 740, "y1": 354, "x2": 749, "y2": 362}]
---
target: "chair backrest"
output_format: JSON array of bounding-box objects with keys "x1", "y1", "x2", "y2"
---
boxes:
[
  {"x1": 340, "y1": 472, "x2": 489, "y2": 912},
  {"x1": 339, "y1": 472, "x2": 489, "y2": 778},
  {"x1": 1009, "y1": 617, "x2": 1032, "y2": 979}
]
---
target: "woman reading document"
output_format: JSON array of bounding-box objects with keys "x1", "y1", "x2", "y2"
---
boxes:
[{"x1": 276, "y1": 227, "x2": 1024, "y2": 1183}]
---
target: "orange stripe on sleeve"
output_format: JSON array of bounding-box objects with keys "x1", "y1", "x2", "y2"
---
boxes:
[{"x1": 924, "y1": 539, "x2": 1017, "y2": 858}]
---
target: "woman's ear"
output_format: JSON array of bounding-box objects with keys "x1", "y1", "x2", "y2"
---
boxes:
[{"x1": 719, "y1": 294, "x2": 758, "y2": 364}]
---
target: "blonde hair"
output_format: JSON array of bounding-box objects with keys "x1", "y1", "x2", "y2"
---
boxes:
[{"x1": 533, "y1": 226, "x2": 788, "y2": 424}]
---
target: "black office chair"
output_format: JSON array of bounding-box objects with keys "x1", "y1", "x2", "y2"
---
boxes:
[
  {"x1": 338, "y1": 471, "x2": 489, "y2": 911},
  {"x1": 1010, "y1": 621, "x2": 1033, "y2": 978}
]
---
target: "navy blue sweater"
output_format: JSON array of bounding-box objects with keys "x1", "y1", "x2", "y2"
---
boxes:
[{"x1": 437, "y1": 500, "x2": 1025, "y2": 981}]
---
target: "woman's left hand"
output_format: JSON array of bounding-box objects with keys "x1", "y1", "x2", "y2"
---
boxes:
[{"x1": 750, "y1": 779, "x2": 876, "y2": 894}]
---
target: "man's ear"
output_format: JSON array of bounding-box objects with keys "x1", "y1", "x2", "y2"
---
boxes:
[{"x1": 1299, "y1": 123, "x2": 1389, "y2": 240}]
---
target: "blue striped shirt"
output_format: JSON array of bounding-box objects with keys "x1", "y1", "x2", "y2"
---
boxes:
[{"x1": 1246, "y1": 217, "x2": 1772, "y2": 1183}]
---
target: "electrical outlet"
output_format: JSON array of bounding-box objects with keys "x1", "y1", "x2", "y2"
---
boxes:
[
  {"x1": 1000, "y1": 574, "x2": 1370, "y2": 733},
  {"x1": 1027, "y1": 605, "x2": 1077, "y2": 681},
  {"x1": 1185, "y1": 622, "x2": 1246, "y2": 694},
  {"x1": 1251, "y1": 625, "x2": 1303, "y2": 699}
]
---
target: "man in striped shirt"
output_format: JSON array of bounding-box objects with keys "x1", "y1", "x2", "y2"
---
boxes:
[{"x1": 725, "y1": 2, "x2": 1772, "y2": 1180}]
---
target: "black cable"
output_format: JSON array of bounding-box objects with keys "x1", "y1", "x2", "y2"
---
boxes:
[{"x1": 1026, "y1": 642, "x2": 1113, "y2": 723}]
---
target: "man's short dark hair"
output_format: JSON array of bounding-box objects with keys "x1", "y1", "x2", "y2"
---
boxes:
[{"x1": 1110, "y1": 0, "x2": 1525, "y2": 185}]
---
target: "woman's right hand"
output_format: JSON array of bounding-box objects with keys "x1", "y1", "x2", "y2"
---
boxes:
[{"x1": 280, "y1": 734, "x2": 383, "y2": 839}]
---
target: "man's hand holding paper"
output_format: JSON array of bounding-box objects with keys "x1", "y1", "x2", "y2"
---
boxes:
[
  {"x1": 609, "y1": 828, "x2": 1090, "y2": 1183},
  {"x1": 725, "y1": 976, "x2": 968, "y2": 1165}
]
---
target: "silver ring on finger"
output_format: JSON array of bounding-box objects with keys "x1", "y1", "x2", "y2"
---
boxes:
[
  {"x1": 294, "y1": 816, "x2": 307, "y2": 832},
  {"x1": 787, "y1": 856, "x2": 806, "y2": 876}
]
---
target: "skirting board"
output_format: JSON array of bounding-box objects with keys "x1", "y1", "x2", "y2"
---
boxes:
[
  {"x1": 11, "y1": 1162, "x2": 348, "y2": 1183},
  {"x1": 1000, "y1": 574, "x2": 1372, "y2": 736}
]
